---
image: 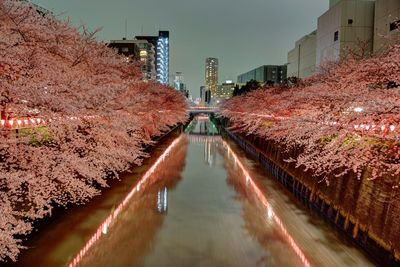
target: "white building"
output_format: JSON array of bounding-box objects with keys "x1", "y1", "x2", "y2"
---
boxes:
[
  {"x1": 316, "y1": 0, "x2": 375, "y2": 67},
  {"x1": 287, "y1": 30, "x2": 317, "y2": 78}
]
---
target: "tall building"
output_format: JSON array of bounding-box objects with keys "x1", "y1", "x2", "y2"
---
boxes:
[
  {"x1": 136, "y1": 31, "x2": 170, "y2": 85},
  {"x1": 205, "y1": 58, "x2": 219, "y2": 97},
  {"x1": 174, "y1": 72, "x2": 185, "y2": 90},
  {"x1": 108, "y1": 39, "x2": 156, "y2": 81},
  {"x1": 200, "y1": 86, "x2": 206, "y2": 105},
  {"x1": 216, "y1": 81, "x2": 235, "y2": 100},
  {"x1": 316, "y1": 0, "x2": 375, "y2": 67},
  {"x1": 374, "y1": 0, "x2": 400, "y2": 53},
  {"x1": 237, "y1": 65, "x2": 287, "y2": 85},
  {"x1": 174, "y1": 72, "x2": 189, "y2": 97},
  {"x1": 136, "y1": 40, "x2": 156, "y2": 81},
  {"x1": 287, "y1": 30, "x2": 317, "y2": 78}
]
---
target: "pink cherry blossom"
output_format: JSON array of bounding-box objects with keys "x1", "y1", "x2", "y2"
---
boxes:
[{"x1": 0, "y1": 0, "x2": 187, "y2": 261}]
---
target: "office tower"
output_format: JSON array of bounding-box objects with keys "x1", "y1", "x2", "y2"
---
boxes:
[{"x1": 205, "y1": 58, "x2": 218, "y2": 97}]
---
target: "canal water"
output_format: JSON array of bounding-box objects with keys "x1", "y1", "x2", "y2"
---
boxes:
[{"x1": 4, "y1": 117, "x2": 377, "y2": 267}]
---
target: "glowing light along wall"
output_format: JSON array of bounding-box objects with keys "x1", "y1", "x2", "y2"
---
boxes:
[
  {"x1": 68, "y1": 135, "x2": 184, "y2": 267},
  {"x1": 222, "y1": 140, "x2": 313, "y2": 267},
  {"x1": 225, "y1": 110, "x2": 398, "y2": 136},
  {"x1": 156, "y1": 31, "x2": 169, "y2": 85}
]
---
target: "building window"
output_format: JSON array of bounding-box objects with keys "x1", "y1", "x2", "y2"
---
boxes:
[
  {"x1": 334, "y1": 31, "x2": 339, "y2": 42},
  {"x1": 121, "y1": 47, "x2": 129, "y2": 52},
  {"x1": 390, "y1": 20, "x2": 400, "y2": 32},
  {"x1": 348, "y1": 19, "x2": 353, "y2": 25}
]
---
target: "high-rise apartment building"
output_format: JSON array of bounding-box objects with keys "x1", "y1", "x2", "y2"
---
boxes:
[
  {"x1": 136, "y1": 31, "x2": 170, "y2": 85},
  {"x1": 205, "y1": 58, "x2": 219, "y2": 96},
  {"x1": 136, "y1": 40, "x2": 156, "y2": 81},
  {"x1": 108, "y1": 39, "x2": 156, "y2": 81}
]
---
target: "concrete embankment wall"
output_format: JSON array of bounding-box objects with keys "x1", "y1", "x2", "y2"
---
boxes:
[{"x1": 224, "y1": 128, "x2": 400, "y2": 266}]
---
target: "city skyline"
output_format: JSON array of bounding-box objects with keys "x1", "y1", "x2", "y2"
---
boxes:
[{"x1": 31, "y1": 0, "x2": 328, "y2": 97}]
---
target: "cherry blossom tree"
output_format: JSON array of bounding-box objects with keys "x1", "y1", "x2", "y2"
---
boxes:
[
  {"x1": 0, "y1": 0, "x2": 187, "y2": 261},
  {"x1": 221, "y1": 42, "x2": 400, "y2": 186}
]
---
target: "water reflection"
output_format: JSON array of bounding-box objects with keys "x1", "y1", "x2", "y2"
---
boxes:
[
  {"x1": 189, "y1": 115, "x2": 219, "y2": 136},
  {"x1": 5, "y1": 117, "x2": 376, "y2": 267},
  {"x1": 220, "y1": 140, "x2": 311, "y2": 267},
  {"x1": 157, "y1": 187, "x2": 168, "y2": 214},
  {"x1": 218, "y1": 138, "x2": 375, "y2": 267},
  {"x1": 68, "y1": 136, "x2": 189, "y2": 267}
]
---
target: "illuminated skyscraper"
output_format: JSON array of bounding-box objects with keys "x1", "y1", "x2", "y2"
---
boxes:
[
  {"x1": 136, "y1": 31, "x2": 170, "y2": 85},
  {"x1": 157, "y1": 31, "x2": 169, "y2": 84},
  {"x1": 205, "y1": 58, "x2": 218, "y2": 97}
]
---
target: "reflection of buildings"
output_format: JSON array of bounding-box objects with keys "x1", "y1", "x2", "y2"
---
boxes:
[
  {"x1": 190, "y1": 120, "x2": 219, "y2": 136},
  {"x1": 187, "y1": 118, "x2": 220, "y2": 166},
  {"x1": 67, "y1": 135, "x2": 187, "y2": 267},
  {"x1": 157, "y1": 187, "x2": 168, "y2": 214},
  {"x1": 203, "y1": 138, "x2": 218, "y2": 167},
  {"x1": 187, "y1": 135, "x2": 222, "y2": 144},
  {"x1": 199, "y1": 121, "x2": 209, "y2": 134}
]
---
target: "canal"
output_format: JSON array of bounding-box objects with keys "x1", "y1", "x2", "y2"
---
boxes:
[{"x1": 5, "y1": 117, "x2": 377, "y2": 267}]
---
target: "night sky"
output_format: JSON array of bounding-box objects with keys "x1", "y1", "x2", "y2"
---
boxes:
[{"x1": 32, "y1": 0, "x2": 328, "y2": 98}]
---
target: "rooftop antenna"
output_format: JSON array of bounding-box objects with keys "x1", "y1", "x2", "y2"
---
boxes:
[{"x1": 124, "y1": 18, "x2": 127, "y2": 39}]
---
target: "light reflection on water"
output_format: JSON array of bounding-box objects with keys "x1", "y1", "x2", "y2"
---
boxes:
[{"x1": 5, "y1": 118, "x2": 377, "y2": 267}]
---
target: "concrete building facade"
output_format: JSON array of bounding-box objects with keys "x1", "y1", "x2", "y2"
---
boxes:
[
  {"x1": 374, "y1": 0, "x2": 400, "y2": 53},
  {"x1": 237, "y1": 65, "x2": 287, "y2": 85},
  {"x1": 316, "y1": 0, "x2": 375, "y2": 67},
  {"x1": 287, "y1": 30, "x2": 317, "y2": 78}
]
